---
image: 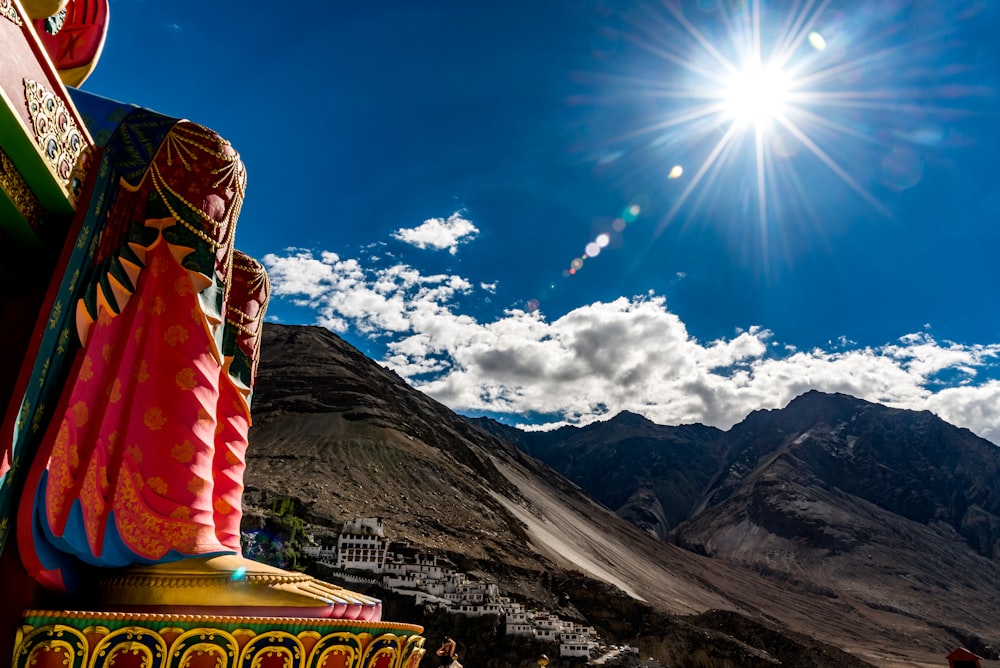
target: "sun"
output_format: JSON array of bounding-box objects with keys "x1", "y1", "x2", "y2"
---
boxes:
[{"x1": 722, "y1": 61, "x2": 790, "y2": 129}]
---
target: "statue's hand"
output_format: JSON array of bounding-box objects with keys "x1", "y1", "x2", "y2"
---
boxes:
[{"x1": 29, "y1": 0, "x2": 110, "y2": 87}]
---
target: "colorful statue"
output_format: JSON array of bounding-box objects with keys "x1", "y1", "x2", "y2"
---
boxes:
[{"x1": 3, "y1": 0, "x2": 380, "y2": 620}]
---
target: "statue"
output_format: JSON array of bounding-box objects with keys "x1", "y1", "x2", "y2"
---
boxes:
[{"x1": 5, "y1": 0, "x2": 381, "y2": 620}]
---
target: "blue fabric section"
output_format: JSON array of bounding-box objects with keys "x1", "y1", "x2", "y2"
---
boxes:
[
  {"x1": 32, "y1": 471, "x2": 131, "y2": 570},
  {"x1": 33, "y1": 472, "x2": 233, "y2": 580},
  {"x1": 67, "y1": 88, "x2": 139, "y2": 147},
  {"x1": 30, "y1": 472, "x2": 78, "y2": 590},
  {"x1": 95, "y1": 510, "x2": 148, "y2": 566}
]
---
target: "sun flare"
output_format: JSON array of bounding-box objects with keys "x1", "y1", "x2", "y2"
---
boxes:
[
  {"x1": 597, "y1": 0, "x2": 960, "y2": 253},
  {"x1": 723, "y1": 61, "x2": 790, "y2": 129}
]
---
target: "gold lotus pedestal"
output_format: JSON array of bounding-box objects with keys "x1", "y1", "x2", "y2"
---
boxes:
[{"x1": 14, "y1": 610, "x2": 425, "y2": 668}]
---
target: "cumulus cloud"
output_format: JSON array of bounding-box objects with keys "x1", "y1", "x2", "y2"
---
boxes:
[
  {"x1": 262, "y1": 249, "x2": 1000, "y2": 446},
  {"x1": 391, "y1": 211, "x2": 479, "y2": 254}
]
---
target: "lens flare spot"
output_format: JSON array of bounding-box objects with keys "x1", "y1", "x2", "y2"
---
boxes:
[
  {"x1": 612, "y1": 217, "x2": 626, "y2": 232},
  {"x1": 585, "y1": 242, "x2": 601, "y2": 257},
  {"x1": 880, "y1": 145, "x2": 924, "y2": 191},
  {"x1": 596, "y1": 233, "x2": 610, "y2": 247},
  {"x1": 771, "y1": 129, "x2": 801, "y2": 157},
  {"x1": 527, "y1": 298, "x2": 540, "y2": 312},
  {"x1": 231, "y1": 566, "x2": 248, "y2": 582},
  {"x1": 808, "y1": 31, "x2": 827, "y2": 51},
  {"x1": 623, "y1": 204, "x2": 641, "y2": 222},
  {"x1": 669, "y1": 165, "x2": 684, "y2": 179},
  {"x1": 571, "y1": 257, "x2": 584, "y2": 270},
  {"x1": 597, "y1": 150, "x2": 624, "y2": 166}
]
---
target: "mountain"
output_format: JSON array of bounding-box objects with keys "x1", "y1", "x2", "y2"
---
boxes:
[
  {"x1": 698, "y1": 390, "x2": 1000, "y2": 559},
  {"x1": 484, "y1": 390, "x2": 1000, "y2": 663},
  {"x1": 473, "y1": 411, "x2": 725, "y2": 540},
  {"x1": 675, "y1": 391, "x2": 1000, "y2": 659},
  {"x1": 245, "y1": 324, "x2": 1000, "y2": 667}
]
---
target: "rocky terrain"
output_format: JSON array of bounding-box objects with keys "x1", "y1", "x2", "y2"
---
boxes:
[
  {"x1": 476, "y1": 412, "x2": 726, "y2": 540},
  {"x1": 484, "y1": 391, "x2": 1000, "y2": 661},
  {"x1": 245, "y1": 323, "x2": 1000, "y2": 667}
]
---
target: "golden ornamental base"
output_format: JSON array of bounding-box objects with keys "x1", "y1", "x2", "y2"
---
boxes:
[{"x1": 13, "y1": 609, "x2": 425, "y2": 668}]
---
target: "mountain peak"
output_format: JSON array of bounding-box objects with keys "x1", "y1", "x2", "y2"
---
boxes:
[
  {"x1": 608, "y1": 410, "x2": 655, "y2": 427},
  {"x1": 788, "y1": 389, "x2": 862, "y2": 405}
]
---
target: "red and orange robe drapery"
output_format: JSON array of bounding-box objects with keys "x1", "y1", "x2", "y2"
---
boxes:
[{"x1": 15, "y1": 104, "x2": 269, "y2": 592}]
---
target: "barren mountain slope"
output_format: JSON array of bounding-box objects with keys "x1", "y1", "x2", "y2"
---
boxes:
[
  {"x1": 674, "y1": 392, "x2": 1000, "y2": 660},
  {"x1": 475, "y1": 412, "x2": 725, "y2": 540},
  {"x1": 246, "y1": 324, "x2": 745, "y2": 609}
]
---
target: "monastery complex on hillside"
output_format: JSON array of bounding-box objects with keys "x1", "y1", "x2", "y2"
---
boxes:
[{"x1": 301, "y1": 518, "x2": 636, "y2": 661}]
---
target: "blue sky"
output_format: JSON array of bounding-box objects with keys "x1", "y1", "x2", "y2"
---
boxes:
[{"x1": 85, "y1": 0, "x2": 1000, "y2": 443}]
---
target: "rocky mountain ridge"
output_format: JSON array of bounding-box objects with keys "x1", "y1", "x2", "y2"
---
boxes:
[{"x1": 473, "y1": 412, "x2": 726, "y2": 540}]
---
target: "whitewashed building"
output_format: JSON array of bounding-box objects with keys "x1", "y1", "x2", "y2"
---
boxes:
[
  {"x1": 532, "y1": 612, "x2": 561, "y2": 642},
  {"x1": 559, "y1": 625, "x2": 596, "y2": 658},
  {"x1": 302, "y1": 542, "x2": 337, "y2": 561},
  {"x1": 504, "y1": 601, "x2": 533, "y2": 636},
  {"x1": 559, "y1": 640, "x2": 590, "y2": 659},
  {"x1": 383, "y1": 543, "x2": 453, "y2": 582},
  {"x1": 383, "y1": 572, "x2": 428, "y2": 590},
  {"x1": 335, "y1": 517, "x2": 387, "y2": 571}
]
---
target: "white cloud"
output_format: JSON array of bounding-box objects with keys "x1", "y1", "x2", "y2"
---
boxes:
[
  {"x1": 391, "y1": 211, "x2": 479, "y2": 255},
  {"x1": 262, "y1": 249, "x2": 469, "y2": 336},
  {"x1": 262, "y1": 250, "x2": 1000, "y2": 446},
  {"x1": 882, "y1": 332, "x2": 989, "y2": 378},
  {"x1": 926, "y1": 382, "x2": 1000, "y2": 446}
]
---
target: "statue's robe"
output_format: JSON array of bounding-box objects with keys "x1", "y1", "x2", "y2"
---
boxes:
[{"x1": 14, "y1": 92, "x2": 267, "y2": 592}]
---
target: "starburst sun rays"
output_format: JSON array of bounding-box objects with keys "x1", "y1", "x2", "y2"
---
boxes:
[{"x1": 599, "y1": 0, "x2": 968, "y2": 258}]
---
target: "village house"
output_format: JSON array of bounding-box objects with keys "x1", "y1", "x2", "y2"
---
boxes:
[
  {"x1": 382, "y1": 542, "x2": 453, "y2": 582},
  {"x1": 559, "y1": 624, "x2": 598, "y2": 658},
  {"x1": 532, "y1": 612, "x2": 562, "y2": 642},
  {"x1": 504, "y1": 601, "x2": 533, "y2": 637}
]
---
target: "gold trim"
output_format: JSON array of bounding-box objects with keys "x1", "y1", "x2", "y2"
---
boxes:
[
  {"x1": 0, "y1": 146, "x2": 44, "y2": 229},
  {"x1": 14, "y1": 624, "x2": 88, "y2": 668},
  {"x1": 238, "y1": 631, "x2": 305, "y2": 666},
  {"x1": 16, "y1": 616, "x2": 427, "y2": 668},
  {"x1": 22, "y1": 610, "x2": 423, "y2": 633},
  {"x1": 101, "y1": 570, "x2": 318, "y2": 588},
  {"x1": 170, "y1": 628, "x2": 239, "y2": 667},
  {"x1": 0, "y1": 0, "x2": 23, "y2": 25},
  {"x1": 90, "y1": 627, "x2": 167, "y2": 667},
  {"x1": 22, "y1": 78, "x2": 88, "y2": 206}
]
